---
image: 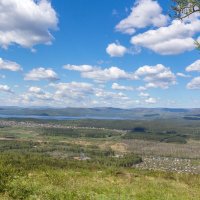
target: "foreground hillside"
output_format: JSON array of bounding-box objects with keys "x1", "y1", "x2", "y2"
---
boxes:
[
  {"x1": 1, "y1": 155, "x2": 199, "y2": 200},
  {"x1": 0, "y1": 118, "x2": 200, "y2": 199}
]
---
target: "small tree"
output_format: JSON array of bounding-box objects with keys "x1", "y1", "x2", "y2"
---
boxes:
[
  {"x1": 172, "y1": 0, "x2": 200, "y2": 19},
  {"x1": 172, "y1": 0, "x2": 200, "y2": 49}
]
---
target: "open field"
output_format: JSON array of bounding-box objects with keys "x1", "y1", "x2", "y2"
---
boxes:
[{"x1": 0, "y1": 118, "x2": 200, "y2": 199}]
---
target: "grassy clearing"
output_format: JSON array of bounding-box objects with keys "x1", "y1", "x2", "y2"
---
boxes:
[{"x1": 0, "y1": 156, "x2": 200, "y2": 200}]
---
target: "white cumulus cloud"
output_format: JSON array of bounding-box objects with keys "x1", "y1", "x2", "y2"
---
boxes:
[
  {"x1": 135, "y1": 64, "x2": 176, "y2": 89},
  {"x1": 82, "y1": 66, "x2": 137, "y2": 83},
  {"x1": 63, "y1": 64, "x2": 93, "y2": 72},
  {"x1": 0, "y1": 84, "x2": 12, "y2": 93},
  {"x1": 106, "y1": 43, "x2": 127, "y2": 57},
  {"x1": 112, "y1": 83, "x2": 134, "y2": 91},
  {"x1": 116, "y1": 0, "x2": 168, "y2": 34},
  {"x1": 51, "y1": 82, "x2": 94, "y2": 100},
  {"x1": 28, "y1": 86, "x2": 44, "y2": 94},
  {"x1": 131, "y1": 19, "x2": 200, "y2": 55},
  {"x1": 24, "y1": 67, "x2": 59, "y2": 81},
  {"x1": 186, "y1": 60, "x2": 200, "y2": 72},
  {"x1": 64, "y1": 64, "x2": 137, "y2": 83},
  {"x1": 145, "y1": 97, "x2": 157, "y2": 104},
  {"x1": 0, "y1": 58, "x2": 22, "y2": 71},
  {"x1": 0, "y1": 0, "x2": 58, "y2": 49},
  {"x1": 187, "y1": 77, "x2": 200, "y2": 89}
]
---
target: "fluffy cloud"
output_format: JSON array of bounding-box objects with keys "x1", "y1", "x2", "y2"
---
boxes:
[
  {"x1": 116, "y1": 0, "x2": 168, "y2": 34},
  {"x1": 28, "y1": 86, "x2": 44, "y2": 94},
  {"x1": 112, "y1": 83, "x2": 134, "y2": 91},
  {"x1": 0, "y1": 81, "x2": 147, "y2": 107},
  {"x1": 106, "y1": 43, "x2": 127, "y2": 57},
  {"x1": 138, "y1": 92, "x2": 157, "y2": 104},
  {"x1": 186, "y1": 60, "x2": 200, "y2": 72},
  {"x1": 131, "y1": 19, "x2": 200, "y2": 55},
  {"x1": 0, "y1": 58, "x2": 22, "y2": 71},
  {"x1": 0, "y1": 0, "x2": 58, "y2": 49},
  {"x1": 145, "y1": 97, "x2": 157, "y2": 104},
  {"x1": 63, "y1": 64, "x2": 93, "y2": 72},
  {"x1": 82, "y1": 66, "x2": 137, "y2": 82},
  {"x1": 21, "y1": 86, "x2": 54, "y2": 103},
  {"x1": 50, "y1": 82, "x2": 94, "y2": 99},
  {"x1": 22, "y1": 91, "x2": 53, "y2": 102},
  {"x1": 95, "y1": 89, "x2": 129, "y2": 101},
  {"x1": 0, "y1": 84, "x2": 12, "y2": 93},
  {"x1": 64, "y1": 64, "x2": 137, "y2": 82},
  {"x1": 187, "y1": 77, "x2": 200, "y2": 89},
  {"x1": 48, "y1": 81, "x2": 132, "y2": 107},
  {"x1": 135, "y1": 64, "x2": 176, "y2": 89},
  {"x1": 24, "y1": 67, "x2": 59, "y2": 81}
]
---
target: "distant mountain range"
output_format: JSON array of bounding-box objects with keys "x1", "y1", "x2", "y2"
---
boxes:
[{"x1": 0, "y1": 106, "x2": 199, "y2": 120}]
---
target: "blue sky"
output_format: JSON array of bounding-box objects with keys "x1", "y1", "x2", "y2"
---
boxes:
[{"x1": 0, "y1": 0, "x2": 199, "y2": 108}]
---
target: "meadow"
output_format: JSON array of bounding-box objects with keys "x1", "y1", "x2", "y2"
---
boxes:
[{"x1": 0, "y1": 118, "x2": 200, "y2": 199}]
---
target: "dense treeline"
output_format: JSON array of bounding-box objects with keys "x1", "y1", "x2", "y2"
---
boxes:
[
  {"x1": 38, "y1": 126, "x2": 188, "y2": 143},
  {"x1": 123, "y1": 131, "x2": 187, "y2": 144},
  {"x1": 39, "y1": 127, "x2": 120, "y2": 138}
]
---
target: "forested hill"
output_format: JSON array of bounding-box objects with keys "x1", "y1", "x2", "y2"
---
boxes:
[{"x1": 0, "y1": 106, "x2": 199, "y2": 119}]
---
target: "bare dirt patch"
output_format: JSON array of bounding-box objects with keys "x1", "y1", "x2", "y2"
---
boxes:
[{"x1": 111, "y1": 143, "x2": 128, "y2": 153}]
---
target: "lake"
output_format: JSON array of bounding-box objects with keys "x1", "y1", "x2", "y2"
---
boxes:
[{"x1": 0, "y1": 114, "x2": 126, "y2": 120}]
